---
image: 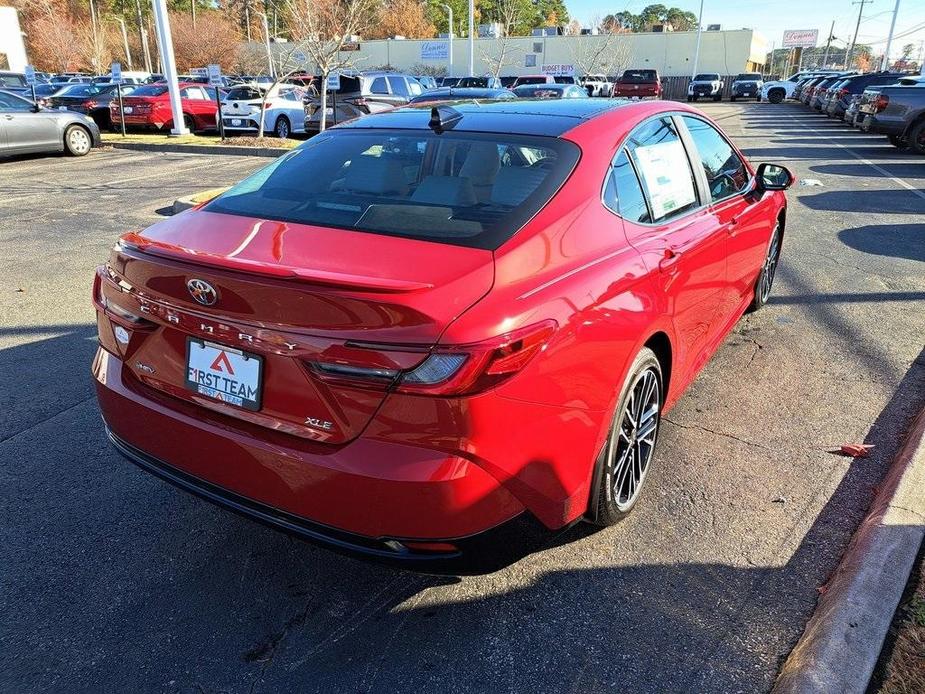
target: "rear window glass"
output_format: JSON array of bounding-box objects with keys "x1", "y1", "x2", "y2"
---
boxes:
[
  {"x1": 226, "y1": 86, "x2": 264, "y2": 100},
  {"x1": 205, "y1": 130, "x2": 580, "y2": 250},
  {"x1": 130, "y1": 84, "x2": 169, "y2": 97},
  {"x1": 621, "y1": 70, "x2": 657, "y2": 82}
]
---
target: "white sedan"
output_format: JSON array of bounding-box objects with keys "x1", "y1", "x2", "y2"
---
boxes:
[{"x1": 220, "y1": 83, "x2": 307, "y2": 138}]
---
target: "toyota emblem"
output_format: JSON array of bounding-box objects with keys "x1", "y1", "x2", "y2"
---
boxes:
[{"x1": 187, "y1": 279, "x2": 218, "y2": 306}]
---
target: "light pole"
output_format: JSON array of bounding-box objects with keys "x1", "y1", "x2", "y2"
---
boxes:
[
  {"x1": 879, "y1": 0, "x2": 901, "y2": 71},
  {"x1": 848, "y1": 0, "x2": 871, "y2": 69},
  {"x1": 257, "y1": 11, "x2": 275, "y2": 78},
  {"x1": 116, "y1": 18, "x2": 133, "y2": 71},
  {"x1": 441, "y1": 3, "x2": 454, "y2": 78},
  {"x1": 691, "y1": 0, "x2": 705, "y2": 79},
  {"x1": 468, "y1": 0, "x2": 474, "y2": 76},
  {"x1": 150, "y1": 0, "x2": 188, "y2": 135}
]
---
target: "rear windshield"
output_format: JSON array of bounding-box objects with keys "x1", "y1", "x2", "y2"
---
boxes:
[
  {"x1": 205, "y1": 130, "x2": 580, "y2": 250},
  {"x1": 622, "y1": 70, "x2": 657, "y2": 82},
  {"x1": 130, "y1": 84, "x2": 169, "y2": 97},
  {"x1": 226, "y1": 86, "x2": 265, "y2": 100},
  {"x1": 516, "y1": 76, "x2": 548, "y2": 85},
  {"x1": 458, "y1": 77, "x2": 490, "y2": 87},
  {"x1": 57, "y1": 85, "x2": 100, "y2": 97},
  {"x1": 0, "y1": 74, "x2": 27, "y2": 87}
]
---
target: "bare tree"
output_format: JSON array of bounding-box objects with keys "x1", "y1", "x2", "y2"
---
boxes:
[
  {"x1": 284, "y1": 0, "x2": 378, "y2": 133},
  {"x1": 569, "y1": 17, "x2": 629, "y2": 83},
  {"x1": 480, "y1": 0, "x2": 525, "y2": 78}
]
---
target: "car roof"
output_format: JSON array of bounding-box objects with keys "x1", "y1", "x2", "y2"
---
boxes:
[{"x1": 333, "y1": 99, "x2": 632, "y2": 137}]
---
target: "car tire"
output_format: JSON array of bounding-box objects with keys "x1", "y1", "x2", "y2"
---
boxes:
[
  {"x1": 756, "y1": 96, "x2": 761, "y2": 102},
  {"x1": 747, "y1": 222, "x2": 782, "y2": 312},
  {"x1": 691, "y1": 95, "x2": 698, "y2": 102},
  {"x1": 713, "y1": 94, "x2": 722, "y2": 102},
  {"x1": 768, "y1": 89, "x2": 785, "y2": 104},
  {"x1": 588, "y1": 347, "x2": 663, "y2": 527},
  {"x1": 274, "y1": 116, "x2": 291, "y2": 139},
  {"x1": 730, "y1": 95, "x2": 737, "y2": 102},
  {"x1": 183, "y1": 114, "x2": 195, "y2": 133},
  {"x1": 686, "y1": 96, "x2": 692, "y2": 102},
  {"x1": 888, "y1": 134, "x2": 909, "y2": 150},
  {"x1": 908, "y1": 120, "x2": 925, "y2": 155},
  {"x1": 63, "y1": 124, "x2": 92, "y2": 157}
]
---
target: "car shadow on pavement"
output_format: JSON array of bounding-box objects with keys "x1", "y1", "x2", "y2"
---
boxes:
[
  {"x1": 798, "y1": 189, "x2": 925, "y2": 216},
  {"x1": 810, "y1": 163, "x2": 925, "y2": 180},
  {"x1": 4, "y1": 312, "x2": 925, "y2": 693},
  {"x1": 838, "y1": 224, "x2": 925, "y2": 263}
]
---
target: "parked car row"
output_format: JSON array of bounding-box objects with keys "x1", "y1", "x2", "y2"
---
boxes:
[{"x1": 783, "y1": 69, "x2": 925, "y2": 154}]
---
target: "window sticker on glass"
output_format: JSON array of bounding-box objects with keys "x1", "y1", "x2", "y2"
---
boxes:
[{"x1": 632, "y1": 140, "x2": 697, "y2": 220}]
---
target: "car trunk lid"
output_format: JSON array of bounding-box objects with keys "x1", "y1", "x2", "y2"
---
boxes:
[{"x1": 101, "y1": 210, "x2": 494, "y2": 444}]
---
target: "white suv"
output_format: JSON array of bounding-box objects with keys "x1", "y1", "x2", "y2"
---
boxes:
[{"x1": 687, "y1": 73, "x2": 724, "y2": 102}]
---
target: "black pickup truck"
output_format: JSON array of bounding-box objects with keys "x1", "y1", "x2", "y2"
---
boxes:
[{"x1": 858, "y1": 75, "x2": 925, "y2": 153}]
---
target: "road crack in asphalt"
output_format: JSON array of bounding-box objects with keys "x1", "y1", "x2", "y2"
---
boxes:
[
  {"x1": 662, "y1": 416, "x2": 770, "y2": 451},
  {"x1": 244, "y1": 601, "x2": 318, "y2": 694}
]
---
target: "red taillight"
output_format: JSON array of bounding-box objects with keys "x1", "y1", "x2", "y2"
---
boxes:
[
  {"x1": 874, "y1": 94, "x2": 889, "y2": 112},
  {"x1": 837, "y1": 88, "x2": 849, "y2": 99},
  {"x1": 307, "y1": 320, "x2": 557, "y2": 397},
  {"x1": 395, "y1": 320, "x2": 558, "y2": 396},
  {"x1": 85, "y1": 99, "x2": 98, "y2": 109}
]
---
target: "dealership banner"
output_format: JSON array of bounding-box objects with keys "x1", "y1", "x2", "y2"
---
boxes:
[
  {"x1": 421, "y1": 41, "x2": 449, "y2": 60},
  {"x1": 782, "y1": 30, "x2": 819, "y2": 48},
  {"x1": 542, "y1": 64, "x2": 575, "y2": 76}
]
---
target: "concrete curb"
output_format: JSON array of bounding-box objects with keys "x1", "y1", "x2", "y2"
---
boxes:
[
  {"x1": 108, "y1": 141, "x2": 289, "y2": 158},
  {"x1": 773, "y1": 406, "x2": 925, "y2": 694},
  {"x1": 172, "y1": 187, "x2": 230, "y2": 214}
]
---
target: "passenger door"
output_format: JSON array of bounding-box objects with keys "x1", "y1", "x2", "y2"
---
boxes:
[
  {"x1": 606, "y1": 115, "x2": 728, "y2": 377},
  {"x1": 0, "y1": 91, "x2": 60, "y2": 153},
  {"x1": 679, "y1": 115, "x2": 772, "y2": 311}
]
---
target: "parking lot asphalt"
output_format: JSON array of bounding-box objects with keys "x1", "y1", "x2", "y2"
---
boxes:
[{"x1": 1, "y1": 103, "x2": 924, "y2": 694}]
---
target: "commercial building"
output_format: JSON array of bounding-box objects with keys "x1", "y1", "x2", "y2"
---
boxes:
[
  {"x1": 275, "y1": 29, "x2": 768, "y2": 78},
  {"x1": 0, "y1": 6, "x2": 28, "y2": 71}
]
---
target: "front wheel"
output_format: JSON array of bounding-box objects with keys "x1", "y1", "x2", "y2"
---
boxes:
[
  {"x1": 64, "y1": 124, "x2": 92, "y2": 156},
  {"x1": 713, "y1": 94, "x2": 722, "y2": 102},
  {"x1": 888, "y1": 134, "x2": 909, "y2": 149},
  {"x1": 588, "y1": 348, "x2": 663, "y2": 527},
  {"x1": 768, "y1": 89, "x2": 784, "y2": 104},
  {"x1": 747, "y1": 223, "x2": 782, "y2": 312},
  {"x1": 730, "y1": 95, "x2": 737, "y2": 102}
]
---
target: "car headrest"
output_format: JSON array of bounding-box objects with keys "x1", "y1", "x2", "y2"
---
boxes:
[
  {"x1": 490, "y1": 166, "x2": 547, "y2": 206},
  {"x1": 459, "y1": 143, "x2": 501, "y2": 185},
  {"x1": 343, "y1": 156, "x2": 408, "y2": 195},
  {"x1": 411, "y1": 176, "x2": 478, "y2": 207}
]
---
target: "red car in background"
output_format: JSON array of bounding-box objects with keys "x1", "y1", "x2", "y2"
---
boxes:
[
  {"x1": 110, "y1": 82, "x2": 220, "y2": 133},
  {"x1": 92, "y1": 100, "x2": 792, "y2": 571},
  {"x1": 613, "y1": 69, "x2": 662, "y2": 98}
]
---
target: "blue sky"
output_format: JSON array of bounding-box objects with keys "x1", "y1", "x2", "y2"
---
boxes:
[{"x1": 570, "y1": 0, "x2": 925, "y2": 60}]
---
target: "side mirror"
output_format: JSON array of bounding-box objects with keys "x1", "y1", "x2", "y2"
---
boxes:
[{"x1": 755, "y1": 163, "x2": 794, "y2": 192}]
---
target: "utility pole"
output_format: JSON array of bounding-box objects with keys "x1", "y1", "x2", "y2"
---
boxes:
[
  {"x1": 691, "y1": 0, "x2": 705, "y2": 78},
  {"x1": 848, "y1": 0, "x2": 871, "y2": 69},
  {"x1": 822, "y1": 20, "x2": 835, "y2": 66},
  {"x1": 191, "y1": 0, "x2": 196, "y2": 27},
  {"x1": 880, "y1": 0, "x2": 901, "y2": 71},
  {"x1": 467, "y1": 0, "x2": 474, "y2": 76},
  {"x1": 441, "y1": 3, "x2": 454, "y2": 78},
  {"x1": 150, "y1": 0, "x2": 188, "y2": 135},
  {"x1": 257, "y1": 11, "x2": 274, "y2": 77}
]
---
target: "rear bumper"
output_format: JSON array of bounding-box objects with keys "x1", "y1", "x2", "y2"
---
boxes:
[
  {"x1": 864, "y1": 114, "x2": 906, "y2": 136},
  {"x1": 93, "y1": 346, "x2": 536, "y2": 565}
]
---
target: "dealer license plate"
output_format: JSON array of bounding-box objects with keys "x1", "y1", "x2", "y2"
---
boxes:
[
  {"x1": 185, "y1": 339, "x2": 262, "y2": 411},
  {"x1": 123, "y1": 106, "x2": 133, "y2": 113},
  {"x1": 231, "y1": 118, "x2": 242, "y2": 126}
]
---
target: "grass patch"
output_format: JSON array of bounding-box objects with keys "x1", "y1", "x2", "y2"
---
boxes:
[
  {"x1": 874, "y1": 548, "x2": 925, "y2": 694},
  {"x1": 101, "y1": 132, "x2": 299, "y2": 149}
]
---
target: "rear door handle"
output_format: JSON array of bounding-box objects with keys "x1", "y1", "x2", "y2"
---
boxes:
[{"x1": 658, "y1": 248, "x2": 682, "y2": 273}]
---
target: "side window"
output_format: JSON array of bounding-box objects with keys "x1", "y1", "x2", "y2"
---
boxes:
[
  {"x1": 0, "y1": 93, "x2": 31, "y2": 111},
  {"x1": 387, "y1": 76, "x2": 409, "y2": 97},
  {"x1": 369, "y1": 77, "x2": 389, "y2": 94},
  {"x1": 624, "y1": 116, "x2": 699, "y2": 222},
  {"x1": 408, "y1": 79, "x2": 423, "y2": 96},
  {"x1": 681, "y1": 115, "x2": 749, "y2": 203},
  {"x1": 604, "y1": 150, "x2": 651, "y2": 224}
]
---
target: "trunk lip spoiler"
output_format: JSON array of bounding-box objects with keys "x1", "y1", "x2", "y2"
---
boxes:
[{"x1": 118, "y1": 236, "x2": 434, "y2": 293}]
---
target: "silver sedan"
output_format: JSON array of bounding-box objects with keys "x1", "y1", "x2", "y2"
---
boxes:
[{"x1": 0, "y1": 89, "x2": 101, "y2": 158}]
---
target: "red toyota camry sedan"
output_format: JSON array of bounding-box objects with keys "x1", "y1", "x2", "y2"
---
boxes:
[{"x1": 92, "y1": 100, "x2": 792, "y2": 569}]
